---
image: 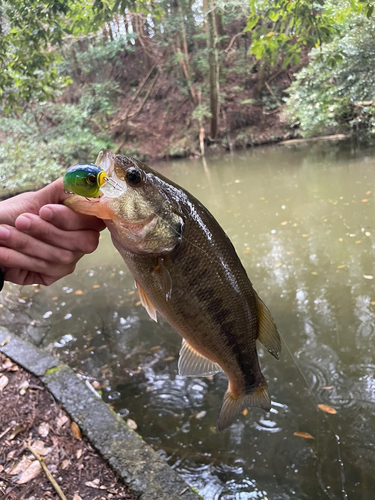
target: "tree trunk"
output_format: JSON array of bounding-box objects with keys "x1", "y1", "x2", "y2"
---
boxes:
[{"x1": 205, "y1": 0, "x2": 219, "y2": 138}]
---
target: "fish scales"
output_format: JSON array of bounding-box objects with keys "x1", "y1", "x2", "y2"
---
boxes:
[{"x1": 64, "y1": 151, "x2": 281, "y2": 430}]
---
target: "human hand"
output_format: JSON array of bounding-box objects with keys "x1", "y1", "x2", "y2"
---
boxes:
[{"x1": 0, "y1": 179, "x2": 106, "y2": 286}]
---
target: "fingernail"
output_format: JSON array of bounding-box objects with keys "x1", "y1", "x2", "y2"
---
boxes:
[
  {"x1": 16, "y1": 215, "x2": 31, "y2": 230},
  {"x1": 0, "y1": 226, "x2": 10, "y2": 239},
  {"x1": 40, "y1": 206, "x2": 53, "y2": 221}
]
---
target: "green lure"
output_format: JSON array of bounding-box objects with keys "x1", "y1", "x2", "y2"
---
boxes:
[{"x1": 63, "y1": 164, "x2": 108, "y2": 198}]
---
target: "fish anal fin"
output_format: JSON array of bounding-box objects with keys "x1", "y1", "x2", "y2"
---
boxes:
[
  {"x1": 254, "y1": 292, "x2": 281, "y2": 360},
  {"x1": 64, "y1": 195, "x2": 114, "y2": 219},
  {"x1": 135, "y1": 281, "x2": 158, "y2": 322},
  {"x1": 178, "y1": 339, "x2": 223, "y2": 377},
  {"x1": 217, "y1": 380, "x2": 271, "y2": 431}
]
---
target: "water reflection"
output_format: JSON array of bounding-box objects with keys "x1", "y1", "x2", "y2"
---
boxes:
[{"x1": 1, "y1": 140, "x2": 375, "y2": 499}]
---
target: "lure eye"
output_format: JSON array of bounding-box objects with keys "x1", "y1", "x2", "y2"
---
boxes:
[
  {"x1": 125, "y1": 168, "x2": 143, "y2": 187},
  {"x1": 87, "y1": 175, "x2": 97, "y2": 184}
]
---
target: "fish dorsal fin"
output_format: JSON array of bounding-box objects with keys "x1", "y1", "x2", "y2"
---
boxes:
[
  {"x1": 178, "y1": 339, "x2": 223, "y2": 377},
  {"x1": 254, "y1": 292, "x2": 281, "y2": 360},
  {"x1": 135, "y1": 281, "x2": 158, "y2": 322}
]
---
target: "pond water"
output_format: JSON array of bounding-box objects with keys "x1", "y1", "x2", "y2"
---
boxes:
[{"x1": 2, "y1": 141, "x2": 375, "y2": 499}]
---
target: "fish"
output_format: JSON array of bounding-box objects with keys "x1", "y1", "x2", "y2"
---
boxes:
[
  {"x1": 64, "y1": 150, "x2": 281, "y2": 430},
  {"x1": 63, "y1": 163, "x2": 110, "y2": 198}
]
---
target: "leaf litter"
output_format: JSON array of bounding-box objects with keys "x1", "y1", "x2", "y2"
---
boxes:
[{"x1": 0, "y1": 352, "x2": 136, "y2": 500}]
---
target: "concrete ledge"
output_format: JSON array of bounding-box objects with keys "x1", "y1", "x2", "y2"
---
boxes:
[{"x1": 0, "y1": 329, "x2": 201, "y2": 500}]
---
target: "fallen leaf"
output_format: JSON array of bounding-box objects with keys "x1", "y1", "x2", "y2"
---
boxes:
[
  {"x1": 0, "y1": 375, "x2": 9, "y2": 391},
  {"x1": 275, "y1": 263, "x2": 282, "y2": 268},
  {"x1": 365, "y1": 231, "x2": 371, "y2": 236},
  {"x1": 52, "y1": 296, "x2": 58, "y2": 301},
  {"x1": 18, "y1": 380, "x2": 29, "y2": 395},
  {"x1": 9, "y1": 456, "x2": 33, "y2": 476},
  {"x1": 73, "y1": 495, "x2": 82, "y2": 500},
  {"x1": 135, "y1": 301, "x2": 141, "y2": 306},
  {"x1": 0, "y1": 465, "x2": 3, "y2": 473},
  {"x1": 317, "y1": 404, "x2": 337, "y2": 414},
  {"x1": 9, "y1": 424, "x2": 26, "y2": 440},
  {"x1": 242, "y1": 247, "x2": 250, "y2": 254},
  {"x1": 56, "y1": 414, "x2": 69, "y2": 429},
  {"x1": 75, "y1": 290, "x2": 83, "y2": 295},
  {"x1": 355, "y1": 240, "x2": 362, "y2": 244},
  {"x1": 294, "y1": 431, "x2": 315, "y2": 439},
  {"x1": 0, "y1": 336, "x2": 10, "y2": 347},
  {"x1": 302, "y1": 234, "x2": 308, "y2": 237},
  {"x1": 31, "y1": 440, "x2": 50, "y2": 456},
  {"x1": 371, "y1": 301, "x2": 375, "y2": 305},
  {"x1": 280, "y1": 221, "x2": 288, "y2": 225},
  {"x1": 362, "y1": 199, "x2": 368, "y2": 203},
  {"x1": 127, "y1": 419, "x2": 137, "y2": 430},
  {"x1": 85, "y1": 479, "x2": 100, "y2": 488},
  {"x1": 71, "y1": 422, "x2": 82, "y2": 440},
  {"x1": 242, "y1": 409, "x2": 248, "y2": 416},
  {"x1": 338, "y1": 238, "x2": 343, "y2": 242},
  {"x1": 38, "y1": 422, "x2": 49, "y2": 437},
  {"x1": 337, "y1": 265, "x2": 346, "y2": 269},
  {"x1": 364, "y1": 275, "x2": 374, "y2": 280},
  {"x1": 163, "y1": 356, "x2": 174, "y2": 361},
  {"x1": 92, "y1": 285, "x2": 100, "y2": 289},
  {"x1": 17, "y1": 461, "x2": 42, "y2": 484},
  {"x1": 91, "y1": 380, "x2": 100, "y2": 389},
  {"x1": 322, "y1": 386, "x2": 333, "y2": 390},
  {"x1": 311, "y1": 271, "x2": 318, "y2": 275},
  {"x1": 76, "y1": 449, "x2": 83, "y2": 459},
  {"x1": 195, "y1": 411, "x2": 206, "y2": 420},
  {"x1": 1, "y1": 358, "x2": 13, "y2": 370},
  {"x1": 150, "y1": 345, "x2": 161, "y2": 351},
  {"x1": 366, "y1": 190, "x2": 371, "y2": 195},
  {"x1": 61, "y1": 459, "x2": 71, "y2": 470},
  {"x1": 6, "y1": 450, "x2": 16, "y2": 461}
]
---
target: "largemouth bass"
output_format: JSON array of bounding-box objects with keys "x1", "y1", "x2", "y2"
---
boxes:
[{"x1": 65, "y1": 151, "x2": 281, "y2": 430}]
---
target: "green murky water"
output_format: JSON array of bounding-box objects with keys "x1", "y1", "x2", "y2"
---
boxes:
[{"x1": 2, "y1": 141, "x2": 375, "y2": 499}]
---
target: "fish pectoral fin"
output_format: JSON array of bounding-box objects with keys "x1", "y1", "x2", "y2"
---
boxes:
[
  {"x1": 153, "y1": 257, "x2": 172, "y2": 301},
  {"x1": 135, "y1": 281, "x2": 158, "y2": 322},
  {"x1": 178, "y1": 339, "x2": 223, "y2": 377},
  {"x1": 217, "y1": 380, "x2": 271, "y2": 431},
  {"x1": 64, "y1": 195, "x2": 114, "y2": 219},
  {"x1": 254, "y1": 292, "x2": 281, "y2": 360}
]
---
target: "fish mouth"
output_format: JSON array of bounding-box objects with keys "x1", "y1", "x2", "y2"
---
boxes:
[
  {"x1": 95, "y1": 150, "x2": 126, "y2": 197},
  {"x1": 96, "y1": 150, "x2": 116, "y2": 176}
]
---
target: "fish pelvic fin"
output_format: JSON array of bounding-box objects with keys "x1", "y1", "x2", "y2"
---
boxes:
[
  {"x1": 217, "y1": 380, "x2": 271, "y2": 431},
  {"x1": 254, "y1": 292, "x2": 281, "y2": 360},
  {"x1": 135, "y1": 281, "x2": 158, "y2": 322},
  {"x1": 178, "y1": 339, "x2": 223, "y2": 377}
]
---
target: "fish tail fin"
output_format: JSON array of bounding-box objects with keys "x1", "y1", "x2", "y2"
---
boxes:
[{"x1": 217, "y1": 380, "x2": 271, "y2": 432}]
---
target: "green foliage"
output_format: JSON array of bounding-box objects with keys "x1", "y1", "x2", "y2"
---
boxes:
[
  {"x1": 247, "y1": 0, "x2": 375, "y2": 67},
  {"x1": 0, "y1": 97, "x2": 112, "y2": 194},
  {"x1": 285, "y1": 16, "x2": 375, "y2": 137},
  {"x1": 0, "y1": 0, "x2": 94, "y2": 110}
]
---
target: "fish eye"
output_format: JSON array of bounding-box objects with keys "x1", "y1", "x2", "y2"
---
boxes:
[
  {"x1": 87, "y1": 175, "x2": 97, "y2": 184},
  {"x1": 125, "y1": 168, "x2": 143, "y2": 186}
]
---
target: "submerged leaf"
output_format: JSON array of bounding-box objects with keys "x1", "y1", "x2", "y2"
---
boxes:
[
  {"x1": 293, "y1": 431, "x2": 315, "y2": 439},
  {"x1": 317, "y1": 404, "x2": 337, "y2": 414}
]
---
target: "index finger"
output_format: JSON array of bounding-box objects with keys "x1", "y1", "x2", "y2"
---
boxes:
[{"x1": 38, "y1": 204, "x2": 106, "y2": 232}]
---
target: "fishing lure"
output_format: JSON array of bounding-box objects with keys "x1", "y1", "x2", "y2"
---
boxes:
[{"x1": 63, "y1": 163, "x2": 122, "y2": 198}]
